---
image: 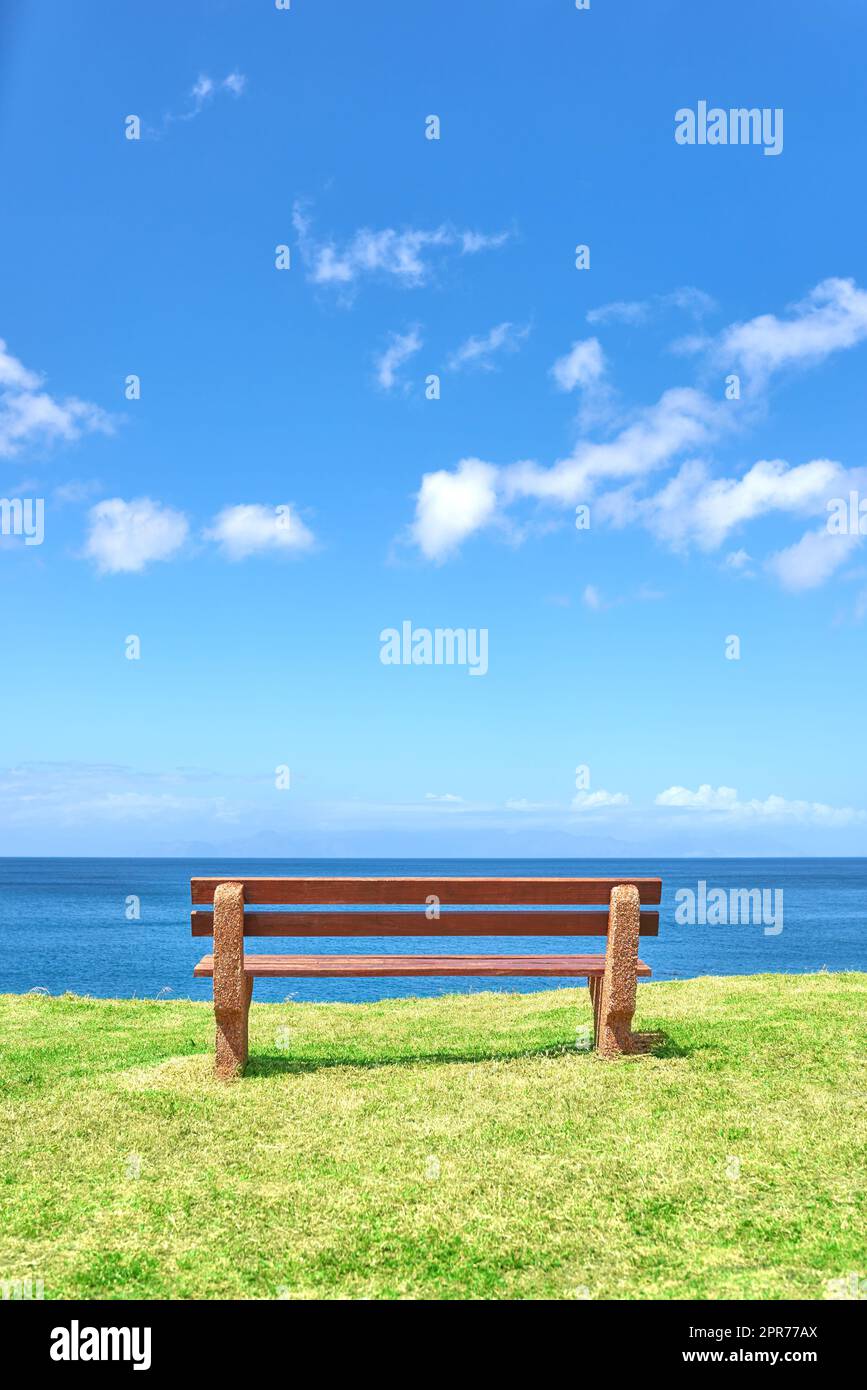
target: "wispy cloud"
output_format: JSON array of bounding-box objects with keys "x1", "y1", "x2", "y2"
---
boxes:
[
  {"x1": 375, "y1": 327, "x2": 423, "y2": 390},
  {"x1": 594, "y1": 455, "x2": 867, "y2": 591},
  {"x1": 655, "y1": 783, "x2": 865, "y2": 824},
  {"x1": 2, "y1": 762, "x2": 860, "y2": 851},
  {"x1": 550, "y1": 336, "x2": 614, "y2": 427},
  {"x1": 766, "y1": 524, "x2": 861, "y2": 592},
  {"x1": 292, "y1": 202, "x2": 509, "y2": 297},
  {"x1": 605, "y1": 456, "x2": 857, "y2": 552},
  {"x1": 510, "y1": 387, "x2": 725, "y2": 504},
  {"x1": 679, "y1": 277, "x2": 867, "y2": 387},
  {"x1": 409, "y1": 385, "x2": 725, "y2": 560},
  {"x1": 52, "y1": 479, "x2": 103, "y2": 505},
  {"x1": 405, "y1": 383, "x2": 722, "y2": 561},
  {"x1": 0, "y1": 338, "x2": 112, "y2": 458},
  {"x1": 157, "y1": 72, "x2": 247, "y2": 132},
  {"x1": 460, "y1": 229, "x2": 511, "y2": 254},
  {"x1": 581, "y1": 582, "x2": 664, "y2": 612},
  {"x1": 572, "y1": 789, "x2": 630, "y2": 809},
  {"x1": 723, "y1": 547, "x2": 755, "y2": 576},
  {"x1": 550, "y1": 336, "x2": 606, "y2": 392},
  {"x1": 447, "y1": 321, "x2": 529, "y2": 372},
  {"x1": 0, "y1": 761, "x2": 245, "y2": 829},
  {"x1": 587, "y1": 286, "x2": 716, "y2": 326}
]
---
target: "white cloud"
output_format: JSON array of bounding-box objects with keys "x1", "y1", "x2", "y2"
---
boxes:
[
  {"x1": 70, "y1": 791, "x2": 240, "y2": 823},
  {"x1": 447, "y1": 322, "x2": 529, "y2": 372},
  {"x1": 655, "y1": 783, "x2": 864, "y2": 824},
  {"x1": 409, "y1": 391, "x2": 853, "y2": 567},
  {"x1": 53, "y1": 479, "x2": 102, "y2": 505},
  {"x1": 191, "y1": 75, "x2": 214, "y2": 104},
  {"x1": 704, "y1": 277, "x2": 867, "y2": 384},
  {"x1": 182, "y1": 72, "x2": 246, "y2": 119},
  {"x1": 425, "y1": 792, "x2": 464, "y2": 802},
  {"x1": 82, "y1": 499, "x2": 315, "y2": 572},
  {"x1": 572, "y1": 789, "x2": 630, "y2": 809},
  {"x1": 410, "y1": 457, "x2": 500, "y2": 561},
  {"x1": 408, "y1": 387, "x2": 723, "y2": 560},
  {"x1": 766, "y1": 524, "x2": 861, "y2": 592},
  {"x1": 0, "y1": 338, "x2": 112, "y2": 458},
  {"x1": 205, "y1": 504, "x2": 315, "y2": 560},
  {"x1": 0, "y1": 761, "x2": 246, "y2": 830},
  {"x1": 505, "y1": 387, "x2": 724, "y2": 506},
  {"x1": 293, "y1": 203, "x2": 508, "y2": 293},
  {"x1": 0, "y1": 340, "x2": 40, "y2": 390},
  {"x1": 580, "y1": 582, "x2": 661, "y2": 611},
  {"x1": 314, "y1": 226, "x2": 450, "y2": 287},
  {"x1": 550, "y1": 337, "x2": 606, "y2": 392},
  {"x1": 666, "y1": 287, "x2": 717, "y2": 316},
  {"x1": 460, "y1": 229, "x2": 510, "y2": 254},
  {"x1": 375, "y1": 328, "x2": 422, "y2": 390},
  {"x1": 627, "y1": 456, "x2": 850, "y2": 553},
  {"x1": 656, "y1": 784, "x2": 739, "y2": 810},
  {"x1": 587, "y1": 287, "x2": 716, "y2": 326},
  {"x1": 586, "y1": 299, "x2": 648, "y2": 326},
  {"x1": 83, "y1": 498, "x2": 189, "y2": 574},
  {"x1": 578, "y1": 583, "x2": 661, "y2": 611},
  {"x1": 724, "y1": 547, "x2": 754, "y2": 574}
]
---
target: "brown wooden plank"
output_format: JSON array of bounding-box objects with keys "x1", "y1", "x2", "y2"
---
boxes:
[
  {"x1": 191, "y1": 908, "x2": 659, "y2": 937},
  {"x1": 193, "y1": 953, "x2": 653, "y2": 978},
  {"x1": 190, "y1": 876, "x2": 662, "y2": 906}
]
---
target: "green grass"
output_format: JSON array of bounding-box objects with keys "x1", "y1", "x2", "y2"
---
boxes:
[{"x1": 1, "y1": 973, "x2": 865, "y2": 1300}]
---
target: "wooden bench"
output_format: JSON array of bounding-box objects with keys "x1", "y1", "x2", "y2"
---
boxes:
[{"x1": 191, "y1": 875, "x2": 661, "y2": 1078}]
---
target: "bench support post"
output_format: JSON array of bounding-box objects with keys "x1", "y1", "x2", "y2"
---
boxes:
[
  {"x1": 597, "y1": 883, "x2": 641, "y2": 1058},
  {"x1": 213, "y1": 882, "x2": 251, "y2": 1079}
]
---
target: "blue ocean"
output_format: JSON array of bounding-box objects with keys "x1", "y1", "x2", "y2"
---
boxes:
[{"x1": 0, "y1": 858, "x2": 864, "y2": 1002}]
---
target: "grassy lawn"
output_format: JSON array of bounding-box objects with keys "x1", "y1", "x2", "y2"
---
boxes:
[{"x1": 1, "y1": 972, "x2": 865, "y2": 1301}]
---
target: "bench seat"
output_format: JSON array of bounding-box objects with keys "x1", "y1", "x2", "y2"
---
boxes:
[{"x1": 194, "y1": 952, "x2": 653, "y2": 979}]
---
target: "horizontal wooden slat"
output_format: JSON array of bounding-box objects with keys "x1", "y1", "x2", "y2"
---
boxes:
[
  {"x1": 190, "y1": 876, "x2": 662, "y2": 906},
  {"x1": 193, "y1": 952, "x2": 653, "y2": 979},
  {"x1": 191, "y1": 908, "x2": 659, "y2": 937}
]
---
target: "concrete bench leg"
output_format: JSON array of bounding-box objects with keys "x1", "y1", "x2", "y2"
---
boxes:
[
  {"x1": 213, "y1": 882, "x2": 251, "y2": 1079},
  {"x1": 597, "y1": 883, "x2": 641, "y2": 1058}
]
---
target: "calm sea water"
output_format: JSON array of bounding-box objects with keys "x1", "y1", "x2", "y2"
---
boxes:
[{"x1": 0, "y1": 858, "x2": 864, "y2": 1002}]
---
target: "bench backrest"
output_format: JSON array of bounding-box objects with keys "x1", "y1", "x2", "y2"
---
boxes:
[{"x1": 191, "y1": 876, "x2": 662, "y2": 938}]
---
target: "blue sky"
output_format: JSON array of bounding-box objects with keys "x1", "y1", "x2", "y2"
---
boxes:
[{"x1": 2, "y1": 0, "x2": 867, "y2": 856}]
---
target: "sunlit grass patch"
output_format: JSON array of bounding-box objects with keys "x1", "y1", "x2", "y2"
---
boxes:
[{"x1": 1, "y1": 973, "x2": 865, "y2": 1300}]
